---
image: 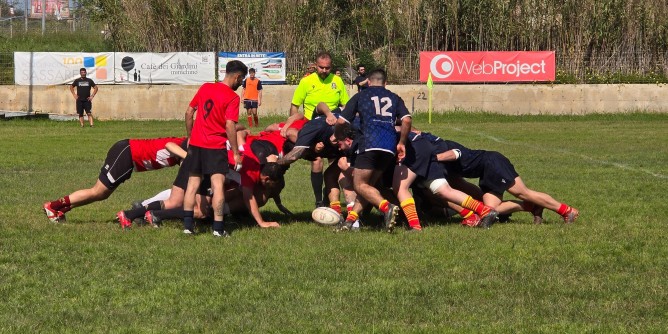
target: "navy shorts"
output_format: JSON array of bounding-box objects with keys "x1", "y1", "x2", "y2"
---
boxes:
[
  {"x1": 98, "y1": 140, "x2": 133, "y2": 189},
  {"x1": 244, "y1": 100, "x2": 259, "y2": 109},
  {"x1": 354, "y1": 150, "x2": 395, "y2": 170},
  {"x1": 76, "y1": 100, "x2": 92, "y2": 115},
  {"x1": 184, "y1": 145, "x2": 229, "y2": 176},
  {"x1": 479, "y1": 151, "x2": 519, "y2": 196},
  {"x1": 403, "y1": 136, "x2": 445, "y2": 181}
]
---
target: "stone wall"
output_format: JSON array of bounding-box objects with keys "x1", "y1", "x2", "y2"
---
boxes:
[{"x1": 1, "y1": 84, "x2": 666, "y2": 119}]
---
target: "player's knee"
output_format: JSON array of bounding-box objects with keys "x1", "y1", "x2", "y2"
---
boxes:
[{"x1": 423, "y1": 178, "x2": 449, "y2": 194}]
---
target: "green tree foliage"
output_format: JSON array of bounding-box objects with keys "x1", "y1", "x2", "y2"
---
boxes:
[{"x1": 79, "y1": 0, "x2": 668, "y2": 83}]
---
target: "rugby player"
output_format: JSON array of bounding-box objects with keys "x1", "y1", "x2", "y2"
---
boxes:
[
  {"x1": 334, "y1": 68, "x2": 410, "y2": 233},
  {"x1": 42, "y1": 137, "x2": 187, "y2": 226},
  {"x1": 425, "y1": 132, "x2": 580, "y2": 224}
]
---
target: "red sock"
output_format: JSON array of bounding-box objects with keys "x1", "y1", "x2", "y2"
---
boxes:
[
  {"x1": 50, "y1": 196, "x2": 70, "y2": 211},
  {"x1": 461, "y1": 196, "x2": 491, "y2": 216},
  {"x1": 459, "y1": 208, "x2": 473, "y2": 218},
  {"x1": 400, "y1": 198, "x2": 421, "y2": 229},
  {"x1": 379, "y1": 200, "x2": 390, "y2": 214},
  {"x1": 346, "y1": 210, "x2": 359, "y2": 223},
  {"x1": 557, "y1": 203, "x2": 571, "y2": 216},
  {"x1": 330, "y1": 201, "x2": 342, "y2": 214},
  {"x1": 247, "y1": 116, "x2": 253, "y2": 127}
]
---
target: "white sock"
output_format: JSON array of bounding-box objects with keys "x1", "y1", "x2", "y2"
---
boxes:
[{"x1": 142, "y1": 189, "x2": 171, "y2": 206}]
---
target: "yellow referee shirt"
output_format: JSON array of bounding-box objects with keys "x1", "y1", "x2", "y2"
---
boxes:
[{"x1": 291, "y1": 73, "x2": 349, "y2": 120}]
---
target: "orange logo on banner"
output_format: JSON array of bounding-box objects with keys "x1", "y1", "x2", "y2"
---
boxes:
[{"x1": 420, "y1": 51, "x2": 555, "y2": 83}]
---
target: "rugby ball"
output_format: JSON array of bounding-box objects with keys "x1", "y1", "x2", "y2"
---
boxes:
[{"x1": 312, "y1": 207, "x2": 342, "y2": 226}]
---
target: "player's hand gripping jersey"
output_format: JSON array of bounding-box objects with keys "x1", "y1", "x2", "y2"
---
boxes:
[{"x1": 339, "y1": 86, "x2": 411, "y2": 155}]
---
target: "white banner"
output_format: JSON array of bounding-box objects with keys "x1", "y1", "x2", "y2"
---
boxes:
[
  {"x1": 14, "y1": 52, "x2": 115, "y2": 85},
  {"x1": 113, "y1": 53, "x2": 215, "y2": 85},
  {"x1": 218, "y1": 52, "x2": 286, "y2": 84}
]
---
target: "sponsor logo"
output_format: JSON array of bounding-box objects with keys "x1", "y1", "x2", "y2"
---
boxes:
[
  {"x1": 430, "y1": 54, "x2": 455, "y2": 79},
  {"x1": 63, "y1": 55, "x2": 108, "y2": 80},
  {"x1": 331, "y1": 83, "x2": 337, "y2": 89},
  {"x1": 422, "y1": 51, "x2": 555, "y2": 82}
]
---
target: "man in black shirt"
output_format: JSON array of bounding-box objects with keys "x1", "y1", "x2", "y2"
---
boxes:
[
  {"x1": 70, "y1": 68, "x2": 98, "y2": 127},
  {"x1": 352, "y1": 65, "x2": 368, "y2": 92}
]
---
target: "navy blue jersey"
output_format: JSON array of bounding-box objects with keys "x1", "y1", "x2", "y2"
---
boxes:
[
  {"x1": 420, "y1": 131, "x2": 487, "y2": 178},
  {"x1": 294, "y1": 115, "x2": 341, "y2": 159},
  {"x1": 340, "y1": 86, "x2": 411, "y2": 155}
]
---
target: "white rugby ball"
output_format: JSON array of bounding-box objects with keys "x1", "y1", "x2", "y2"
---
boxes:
[{"x1": 312, "y1": 207, "x2": 341, "y2": 226}]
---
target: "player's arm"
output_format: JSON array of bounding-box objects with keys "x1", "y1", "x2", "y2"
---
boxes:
[
  {"x1": 225, "y1": 96, "x2": 243, "y2": 169},
  {"x1": 165, "y1": 142, "x2": 187, "y2": 159},
  {"x1": 277, "y1": 146, "x2": 308, "y2": 166},
  {"x1": 436, "y1": 149, "x2": 462, "y2": 162},
  {"x1": 70, "y1": 84, "x2": 77, "y2": 99},
  {"x1": 280, "y1": 108, "x2": 305, "y2": 137},
  {"x1": 396, "y1": 97, "x2": 412, "y2": 162},
  {"x1": 90, "y1": 85, "x2": 98, "y2": 100},
  {"x1": 257, "y1": 81, "x2": 263, "y2": 106},
  {"x1": 185, "y1": 106, "x2": 196, "y2": 137},
  {"x1": 226, "y1": 119, "x2": 241, "y2": 168},
  {"x1": 242, "y1": 186, "x2": 280, "y2": 228},
  {"x1": 317, "y1": 102, "x2": 337, "y2": 125}
]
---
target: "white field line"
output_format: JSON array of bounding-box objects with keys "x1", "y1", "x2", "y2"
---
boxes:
[{"x1": 447, "y1": 126, "x2": 668, "y2": 180}]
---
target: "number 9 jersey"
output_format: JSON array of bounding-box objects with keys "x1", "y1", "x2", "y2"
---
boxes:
[{"x1": 339, "y1": 86, "x2": 411, "y2": 155}]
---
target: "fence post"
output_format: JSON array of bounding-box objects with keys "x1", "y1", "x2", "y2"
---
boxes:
[{"x1": 41, "y1": 0, "x2": 46, "y2": 36}]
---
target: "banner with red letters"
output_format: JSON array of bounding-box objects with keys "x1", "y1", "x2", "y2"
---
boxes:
[{"x1": 420, "y1": 51, "x2": 555, "y2": 83}]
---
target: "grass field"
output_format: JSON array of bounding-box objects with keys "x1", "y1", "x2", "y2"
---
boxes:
[{"x1": 1, "y1": 112, "x2": 667, "y2": 332}]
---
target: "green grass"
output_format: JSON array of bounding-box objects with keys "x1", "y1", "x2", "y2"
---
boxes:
[{"x1": 1, "y1": 112, "x2": 667, "y2": 332}]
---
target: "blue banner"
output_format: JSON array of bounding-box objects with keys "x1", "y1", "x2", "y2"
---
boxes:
[{"x1": 218, "y1": 52, "x2": 286, "y2": 84}]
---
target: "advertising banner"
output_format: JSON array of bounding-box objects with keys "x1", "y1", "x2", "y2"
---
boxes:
[
  {"x1": 218, "y1": 52, "x2": 286, "y2": 84},
  {"x1": 30, "y1": 0, "x2": 70, "y2": 19},
  {"x1": 113, "y1": 53, "x2": 216, "y2": 84},
  {"x1": 420, "y1": 51, "x2": 555, "y2": 83},
  {"x1": 14, "y1": 52, "x2": 115, "y2": 85}
]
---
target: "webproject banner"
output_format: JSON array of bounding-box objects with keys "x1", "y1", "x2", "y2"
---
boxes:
[
  {"x1": 420, "y1": 51, "x2": 555, "y2": 83},
  {"x1": 218, "y1": 52, "x2": 286, "y2": 84},
  {"x1": 14, "y1": 52, "x2": 115, "y2": 85},
  {"x1": 114, "y1": 53, "x2": 215, "y2": 84}
]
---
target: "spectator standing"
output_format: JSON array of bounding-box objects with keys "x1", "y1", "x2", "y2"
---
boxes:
[
  {"x1": 242, "y1": 68, "x2": 263, "y2": 127},
  {"x1": 70, "y1": 68, "x2": 98, "y2": 127},
  {"x1": 352, "y1": 65, "x2": 369, "y2": 92}
]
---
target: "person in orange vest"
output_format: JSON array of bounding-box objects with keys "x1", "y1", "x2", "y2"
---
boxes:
[{"x1": 241, "y1": 68, "x2": 263, "y2": 127}]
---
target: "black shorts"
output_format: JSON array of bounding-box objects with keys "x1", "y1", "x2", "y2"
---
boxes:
[
  {"x1": 250, "y1": 140, "x2": 279, "y2": 165},
  {"x1": 184, "y1": 145, "x2": 229, "y2": 176},
  {"x1": 98, "y1": 140, "x2": 133, "y2": 189},
  {"x1": 172, "y1": 157, "x2": 211, "y2": 193},
  {"x1": 244, "y1": 100, "x2": 259, "y2": 109},
  {"x1": 403, "y1": 136, "x2": 445, "y2": 181},
  {"x1": 76, "y1": 100, "x2": 92, "y2": 115},
  {"x1": 354, "y1": 150, "x2": 395, "y2": 170},
  {"x1": 479, "y1": 151, "x2": 519, "y2": 196}
]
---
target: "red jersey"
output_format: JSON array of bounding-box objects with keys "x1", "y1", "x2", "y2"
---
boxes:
[
  {"x1": 227, "y1": 151, "x2": 261, "y2": 188},
  {"x1": 189, "y1": 82, "x2": 240, "y2": 149},
  {"x1": 279, "y1": 119, "x2": 308, "y2": 132},
  {"x1": 128, "y1": 137, "x2": 186, "y2": 172}
]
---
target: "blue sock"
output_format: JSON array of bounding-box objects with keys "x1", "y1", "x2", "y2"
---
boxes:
[
  {"x1": 183, "y1": 210, "x2": 194, "y2": 231},
  {"x1": 213, "y1": 220, "x2": 224, "y2": 233}
]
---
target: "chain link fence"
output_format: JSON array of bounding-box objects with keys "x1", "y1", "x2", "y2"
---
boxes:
[{"x1": 0, "y1": 16, "x2": 95, "y2": 37}]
